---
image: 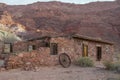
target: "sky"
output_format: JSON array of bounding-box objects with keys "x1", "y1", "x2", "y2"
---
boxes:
[{"x1": 0, "y1": 0, "x2": 115, "y2": 5}]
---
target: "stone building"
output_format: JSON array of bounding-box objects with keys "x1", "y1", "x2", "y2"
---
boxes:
[{"x1": 0, "y1": 34, "x2": 114, "y2": 68}]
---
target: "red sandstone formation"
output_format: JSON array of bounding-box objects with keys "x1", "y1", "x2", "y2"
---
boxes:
[{"x1": 0, "y1": 1, "x2": 120, "y2": 53}]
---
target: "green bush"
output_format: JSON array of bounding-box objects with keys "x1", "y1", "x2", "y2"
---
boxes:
[
  {"x1": 103, "y1": 60, "x2": 120, "y2": 72},
  {"x1": 114, "y1": 61, "x2": 120, "y2": 73},
  {"x1": 116, "y1": 54, "x2": 120, "y2": 61},
  {"x1": 77, "y1": 57, "x2": 94, "y2": 67},
  {"x1": 103, "y1": 61, "x2": 115, "y2": 70}
]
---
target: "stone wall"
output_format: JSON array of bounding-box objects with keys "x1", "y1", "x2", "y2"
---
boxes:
[
  {"x1": 102, "y1": 44, "x2": 114, "y2": 61},
  {"x1": 12, "y1": 40, "x2": 48, "y2": 54},
  {"x1": 6, "y1": 37, "x2": 114, "y2": 69},
  {"x1": 0, "y1": 42, "x2": 4, "y2": 58},
  {"x1": 50, "y1": 37, "x2": 114, "y2": 64},
  {"x1": 12, "y1": 41, "x2": 28, "y2": 53},
  {"x1": 50, "y1": 37, "x2": 78, "y2": 62},
  {"x1": 73, "y1": 38, "x2": 114, "y2": 61}
]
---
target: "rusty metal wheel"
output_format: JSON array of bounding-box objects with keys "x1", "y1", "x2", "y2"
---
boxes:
[{"x1": 59, "y1": 53, "x2": 71, "y2": 68}]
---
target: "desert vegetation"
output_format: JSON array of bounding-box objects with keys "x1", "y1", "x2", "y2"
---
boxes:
[
  {"x1": 0, "y1": 30, "x2": 21, "y2": 43},
  {"x1": 103, "y1": 54, "x2": 120, "y2": 73},
  {"x1": 76, "y1": 57, "x2": 94, "y2": 67}
]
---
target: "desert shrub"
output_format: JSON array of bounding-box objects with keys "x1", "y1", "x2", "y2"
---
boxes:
[
  {"x1": 76, "y1": 57, "x2": 94, "y2": 67},
  {"x1": 114, "y1": 61, "x2": 120, "y2": 73},
  {"x1": 103, "y1": 60, "x2": 120, "y2": 72},
  {"x1": 116, "y1": 54, "x2": 120, "y2": 61},
  {"x1": 103, "y1": 61, "x2": 115, "y2": 70}
]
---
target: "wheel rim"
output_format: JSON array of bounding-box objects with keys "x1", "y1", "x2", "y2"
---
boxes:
[{"x1": 59, "y1": 53, "x2": 71, "y2": 68}]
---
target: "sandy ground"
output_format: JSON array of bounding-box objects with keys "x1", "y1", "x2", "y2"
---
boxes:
[{"x1": 0, "y1": 65, "x2": 119, "y2": 80}]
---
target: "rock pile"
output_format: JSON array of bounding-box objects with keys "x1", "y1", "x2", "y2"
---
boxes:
[{"x1": 6, "y1": 48, "x2": 53, "y2": 70}]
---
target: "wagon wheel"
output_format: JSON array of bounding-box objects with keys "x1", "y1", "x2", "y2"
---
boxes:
[{"x1": 59, "y1": 53, "x2": 71, "y2": 68}]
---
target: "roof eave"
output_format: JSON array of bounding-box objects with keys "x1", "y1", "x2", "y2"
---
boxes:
[{"x1": 72, "y1": 35, "x2": 114, "y2": 45}]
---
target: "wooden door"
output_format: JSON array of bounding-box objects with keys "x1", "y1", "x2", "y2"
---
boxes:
[{"x1": 82, "y1": 44, "x2": 88, "y2": 57}]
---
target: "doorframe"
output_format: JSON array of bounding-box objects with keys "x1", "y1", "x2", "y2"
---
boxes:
[
  {"x1": 96, "y1": 46, "x2": 102, "y2": 61},
  {"x1": 82, "y1": 44, "x2": 88, "y2": 57}
]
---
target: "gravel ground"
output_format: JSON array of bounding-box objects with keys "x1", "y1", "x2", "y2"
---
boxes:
[{"x1": 0, "y1": 65, "x2": 119, "y2": 80}]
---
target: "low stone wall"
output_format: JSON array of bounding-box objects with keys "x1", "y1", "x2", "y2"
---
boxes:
[
  {"x1": 12, "y1": 41, "x2": 28, "y2": 53},
  {"x1": 12, "y1": 40, "x2": 49, "y2": 54}
]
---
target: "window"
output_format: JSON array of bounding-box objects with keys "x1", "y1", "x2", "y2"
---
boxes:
[
  {"x1": 50, "y1": 43, "x2": 58, "y2": 55},
  {"x1": 28, "y1": 45, "x2": 36, "y2": 52},
  {"x1": 82, "y1": 44, "x2": 88, "y2": 57},
  {"x1": 4, "y1": 43, "x2": 12, "y2": 53}
]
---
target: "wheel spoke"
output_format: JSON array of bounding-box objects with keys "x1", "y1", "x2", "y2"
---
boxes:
[{"x1": 59, "y1": 53, "x2": 71, "y2": 68}]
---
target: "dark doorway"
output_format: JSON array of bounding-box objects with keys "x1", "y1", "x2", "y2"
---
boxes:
[{"x1": 96, "y1": 47, "x2": 102, "y2": 61}]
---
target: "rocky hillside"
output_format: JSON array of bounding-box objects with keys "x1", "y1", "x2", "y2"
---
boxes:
[
  {"x1": 0, "y1": 11, "x2": 24, "y2": 42},
  {"x1": 0, "y1": 1, "x2": 120, "y2": 53},
  {"x1": 0, "y1": 10, "x2": 26, "y2": 36}
]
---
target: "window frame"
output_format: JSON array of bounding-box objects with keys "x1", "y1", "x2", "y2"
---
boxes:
[
  {"x1": 50, "y1": 43, "x2": 58, "y2": 55},
  {"x1": 3, "y1": 43, "x2": 13, "y2": 54},
  {"x1": 96, "y1": 46, "x2": 102, "y2": 61}
]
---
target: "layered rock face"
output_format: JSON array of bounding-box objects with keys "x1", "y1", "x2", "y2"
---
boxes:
[
  {"x1": 0, "y1": 11, "x2": 26, "y2": 34},
  {"x1": 0, "y1": 1, "x2": 120, "y2": 53}
]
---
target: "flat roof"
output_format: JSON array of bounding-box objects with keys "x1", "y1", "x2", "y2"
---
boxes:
[
  {"x1": 72, "y1": 34, "x2": 114, "y2": 45},
  {"x1": 24, "y1": 34, "x2": 114, "y2": 45}
]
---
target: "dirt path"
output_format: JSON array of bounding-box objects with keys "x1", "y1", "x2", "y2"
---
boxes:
[{"x1": 0, "y1": 65, "x2": 119, "y2": 80}]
